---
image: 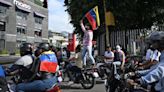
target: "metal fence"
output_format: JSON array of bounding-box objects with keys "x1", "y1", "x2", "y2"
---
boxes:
[{"x1": 97, "y1": 25, "x2": 164, "y2": 56}]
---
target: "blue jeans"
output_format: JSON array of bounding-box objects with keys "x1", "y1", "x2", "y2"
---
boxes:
[
  {"x1": 82, "y1": 46, "x2": 95, "y2": 66},
  {"x1": 16, "y1": 76, "x2": 57, "y2": 92}
]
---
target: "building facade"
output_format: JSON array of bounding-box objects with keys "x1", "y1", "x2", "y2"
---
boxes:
[
  {"x1": 48, "y1": 31, "x2": 68, "y2": 48},
  {"x1": 0, "y1": 0, "x2": 48, "y2": 54}
]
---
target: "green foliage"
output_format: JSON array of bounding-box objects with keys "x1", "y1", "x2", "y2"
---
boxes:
[
  {"x1": 107, "y1": 0, "x2": 164, "y2": 29},
  {"x1": 15, "y1": 49, "x2": 20, "y2": 55},
  {"x1": 0, "y1": 49, "x2": 8, "y2": 54},
  {"x1": 64, "y1": 0, "x2": 104, "y2": 40},
  {"x1": 34, "y1": 0, "x2": 43, "y2": 6},
  {"x1": 64, "y1": 0, "x2": 164, "y2": 34}
]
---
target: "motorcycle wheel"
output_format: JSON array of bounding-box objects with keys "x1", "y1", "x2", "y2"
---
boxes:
[{"x1": 81, "y1": 74, "x2": 95, "y2": 89}]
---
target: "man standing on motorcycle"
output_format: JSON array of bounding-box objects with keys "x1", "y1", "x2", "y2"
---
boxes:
[
  {"x1": 16, "y1": 43, "x2": 59, "y2": 92},
  {"x1": 80, "y1": 20, "x2": 96, "y2": 69},
  {"x1": 128, "y1": 31, "x2": 164, "y2": 92}
]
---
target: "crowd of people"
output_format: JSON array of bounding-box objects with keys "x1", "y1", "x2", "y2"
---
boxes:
[
  {"x1": 127, "y1": 31, "x2": 164, "y2": 92},
  {"x1": 0, "y1": 19, "x2": 163, "y2": 92}
]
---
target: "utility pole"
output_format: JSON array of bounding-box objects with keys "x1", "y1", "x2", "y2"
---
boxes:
[{"x1": 103, "y1": 0, "x2": 109, "y2": 46}]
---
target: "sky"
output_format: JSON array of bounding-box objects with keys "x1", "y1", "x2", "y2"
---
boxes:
[{"x1": 48, "y1": 0, "x2": 74, "y2": 33}]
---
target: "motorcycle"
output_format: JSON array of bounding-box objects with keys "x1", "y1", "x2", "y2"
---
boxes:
[
  {"x1": 7, "y1": 70, "x2": 63, "y2": 92},
  {"x1": 61, "y1": 61, "x2": 99, "y2": 89},
  {"x1": 103, "y1": 55, "x2": 142, "y2": 92}
]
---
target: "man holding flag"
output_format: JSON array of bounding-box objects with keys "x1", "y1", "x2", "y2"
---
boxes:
[{"x1": 80, "y1": 6, "x2": 100, "y2": 69}]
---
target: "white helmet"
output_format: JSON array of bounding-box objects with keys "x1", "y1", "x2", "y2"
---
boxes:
[{"x1": 116, "y1": 45, "x2": 121, "y2": 50}]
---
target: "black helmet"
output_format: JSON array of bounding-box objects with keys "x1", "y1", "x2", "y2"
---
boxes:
[
  {"x1": 146, "y1": 31, "x2": 164, "y2": 49},
  {"x1": 20, "y1": 43, "x2": 33, "y2": 56},
  {"x1": 146, "y1": 31, "x2": 164, "y2": 44},
  {"x1": 38, "y1": 43, "x2": 50, "y2": 51}
]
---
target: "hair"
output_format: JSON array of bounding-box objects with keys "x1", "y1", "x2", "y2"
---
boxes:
[
  {"x1": 85, "y1": 23, "x2": 91, "y2": 30},
  {"x1": 106, "y1": 46, "x2": 111, "y2": 48}
]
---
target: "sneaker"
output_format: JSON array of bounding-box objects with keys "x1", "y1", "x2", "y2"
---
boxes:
[{"x1": 67, "y1": 81, "x2": 74, "y2": 85}]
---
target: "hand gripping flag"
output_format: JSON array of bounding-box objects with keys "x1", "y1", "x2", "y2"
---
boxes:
[{"x1": 85, "y1": 6, "x2": 100, "y2": 30}]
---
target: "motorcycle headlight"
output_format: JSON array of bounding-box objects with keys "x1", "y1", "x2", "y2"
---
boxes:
[{"x1": 93, "y1": 72, "x2": 99, "y2": 78}]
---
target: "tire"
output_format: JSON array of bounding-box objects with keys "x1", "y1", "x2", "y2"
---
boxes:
[
  {"x1": 81, "y1": 74, "x2": 95, "y2": 89},
  {"x1": 98, "y1": 65, "x2": 106, "y2": 78}
]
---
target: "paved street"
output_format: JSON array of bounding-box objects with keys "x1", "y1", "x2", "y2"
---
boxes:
[
  {"x1": 61, "y1": 80, "x2": 106, "y2": 92},
  {"x1": 0, "y1": 55, "x2": 19, "y2": 64}
]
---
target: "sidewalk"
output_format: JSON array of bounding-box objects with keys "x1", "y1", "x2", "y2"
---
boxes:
[{"x1": 0, "y1": 54, "x2": 20, "y2": 57}]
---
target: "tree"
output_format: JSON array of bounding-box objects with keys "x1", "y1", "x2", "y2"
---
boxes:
[
  {"x1": 43, "y1": 0, "x2": 47, "y2": 8},
  {"x1": 107, "y1": 0, "x2": 164, "y2": 29},
  {"x1": 64, "y1": 0, "x2": 104, "y2": 40},
  {"x1": 64, "y1": 0, "x2": 164, "y2": 35}
]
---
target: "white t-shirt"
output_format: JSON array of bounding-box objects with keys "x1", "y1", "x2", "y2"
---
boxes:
[
  {"x1": 104, "y1": 51, "x2": 114, "y2": 62},
  {"x1": 15, "y1": 55, "x2": 33, "y2": 67},
  {"x1": 83, "y1": 31, "x2": 93, "y2": 46},
  {"x1": 145, "y1": 49, "x2": 154, "y2": 61},
  {"x1": 152, "y1": 50, "x2": 161, "y2": 62}
]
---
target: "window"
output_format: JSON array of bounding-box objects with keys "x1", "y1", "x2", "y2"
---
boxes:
[
  {"x1": 0, "y1": 39, "x2": 5, "y2": 51},
  {"x1": 35, "y1": 17, "x2": 43, "y2": 24},
  {"x1": 34, "y1": 30, "x2": 42, "y2": 37},
  {"x1": 17, "y1": 27, "x2": 27, "y2": 34},
  {"x1": 0, "y1": 22, "x2": 5, "y2": 31},
  {"x1": 0, "y1": 6, "x2": 7, "y2": 15},
  {"x1": 17, "y1": 41, "x2": 26, "y2": 48},
  {"x1": 16, "y1": 11, "x2": 27, "y2": 20}
]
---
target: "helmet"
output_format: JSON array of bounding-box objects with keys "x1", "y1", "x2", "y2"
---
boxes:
[
  {"x1": 20, "y1": 43, "x2": 33, "y2": 56},
  {"x1": 146, "y1": 31, "x2": 164, "y2": 44},
  {"x1": 38, "y1": 43, "x2": 50, "y2": 51},
  {"x1": 116, "y1": 45, "x2": 121, "y2": 50}
]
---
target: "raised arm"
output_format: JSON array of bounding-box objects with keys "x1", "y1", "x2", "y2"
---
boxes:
[{"x1": 80, "y1": 20, "x2": 87, "y2": 33}]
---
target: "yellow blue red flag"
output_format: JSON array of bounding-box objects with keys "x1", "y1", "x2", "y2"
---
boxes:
[
  {"x1": 85, "y1": 6, "x2": 100, "y2": 30},
  {"x1": 39, "y1": 51, "x2": 58, "y2": 73}
]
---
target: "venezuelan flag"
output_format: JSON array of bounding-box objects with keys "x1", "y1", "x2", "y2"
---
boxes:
[
  {"x1": 39, "y1": 51, "x2": 58, "y2": 73},
  {"x1": 85, "y1": 6, "x2": 100, "y2": 30}
]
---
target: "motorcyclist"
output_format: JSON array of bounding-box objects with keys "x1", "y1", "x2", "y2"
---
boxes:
[
  {"x1": 16, "y1": 43, "x2": 59, "y2": 92},
  {"x1": 113, "y1": 45, "x2": 126, "y2": 79},
  {"x1": 104, "y1": 46, "x2": 114, "y2": 63},
  {"x1": 6, "y1": 43, "x2": 34, "y2": 83},
  {"x1": 128, "y1": 31, "x2": 164, "y2": 92},
  {"x1": 65, "y1": 44, "x2": 83, "y2": 85},
  {"x1": 138, "y1": 44, "x2": 161, "y2": 69}
]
